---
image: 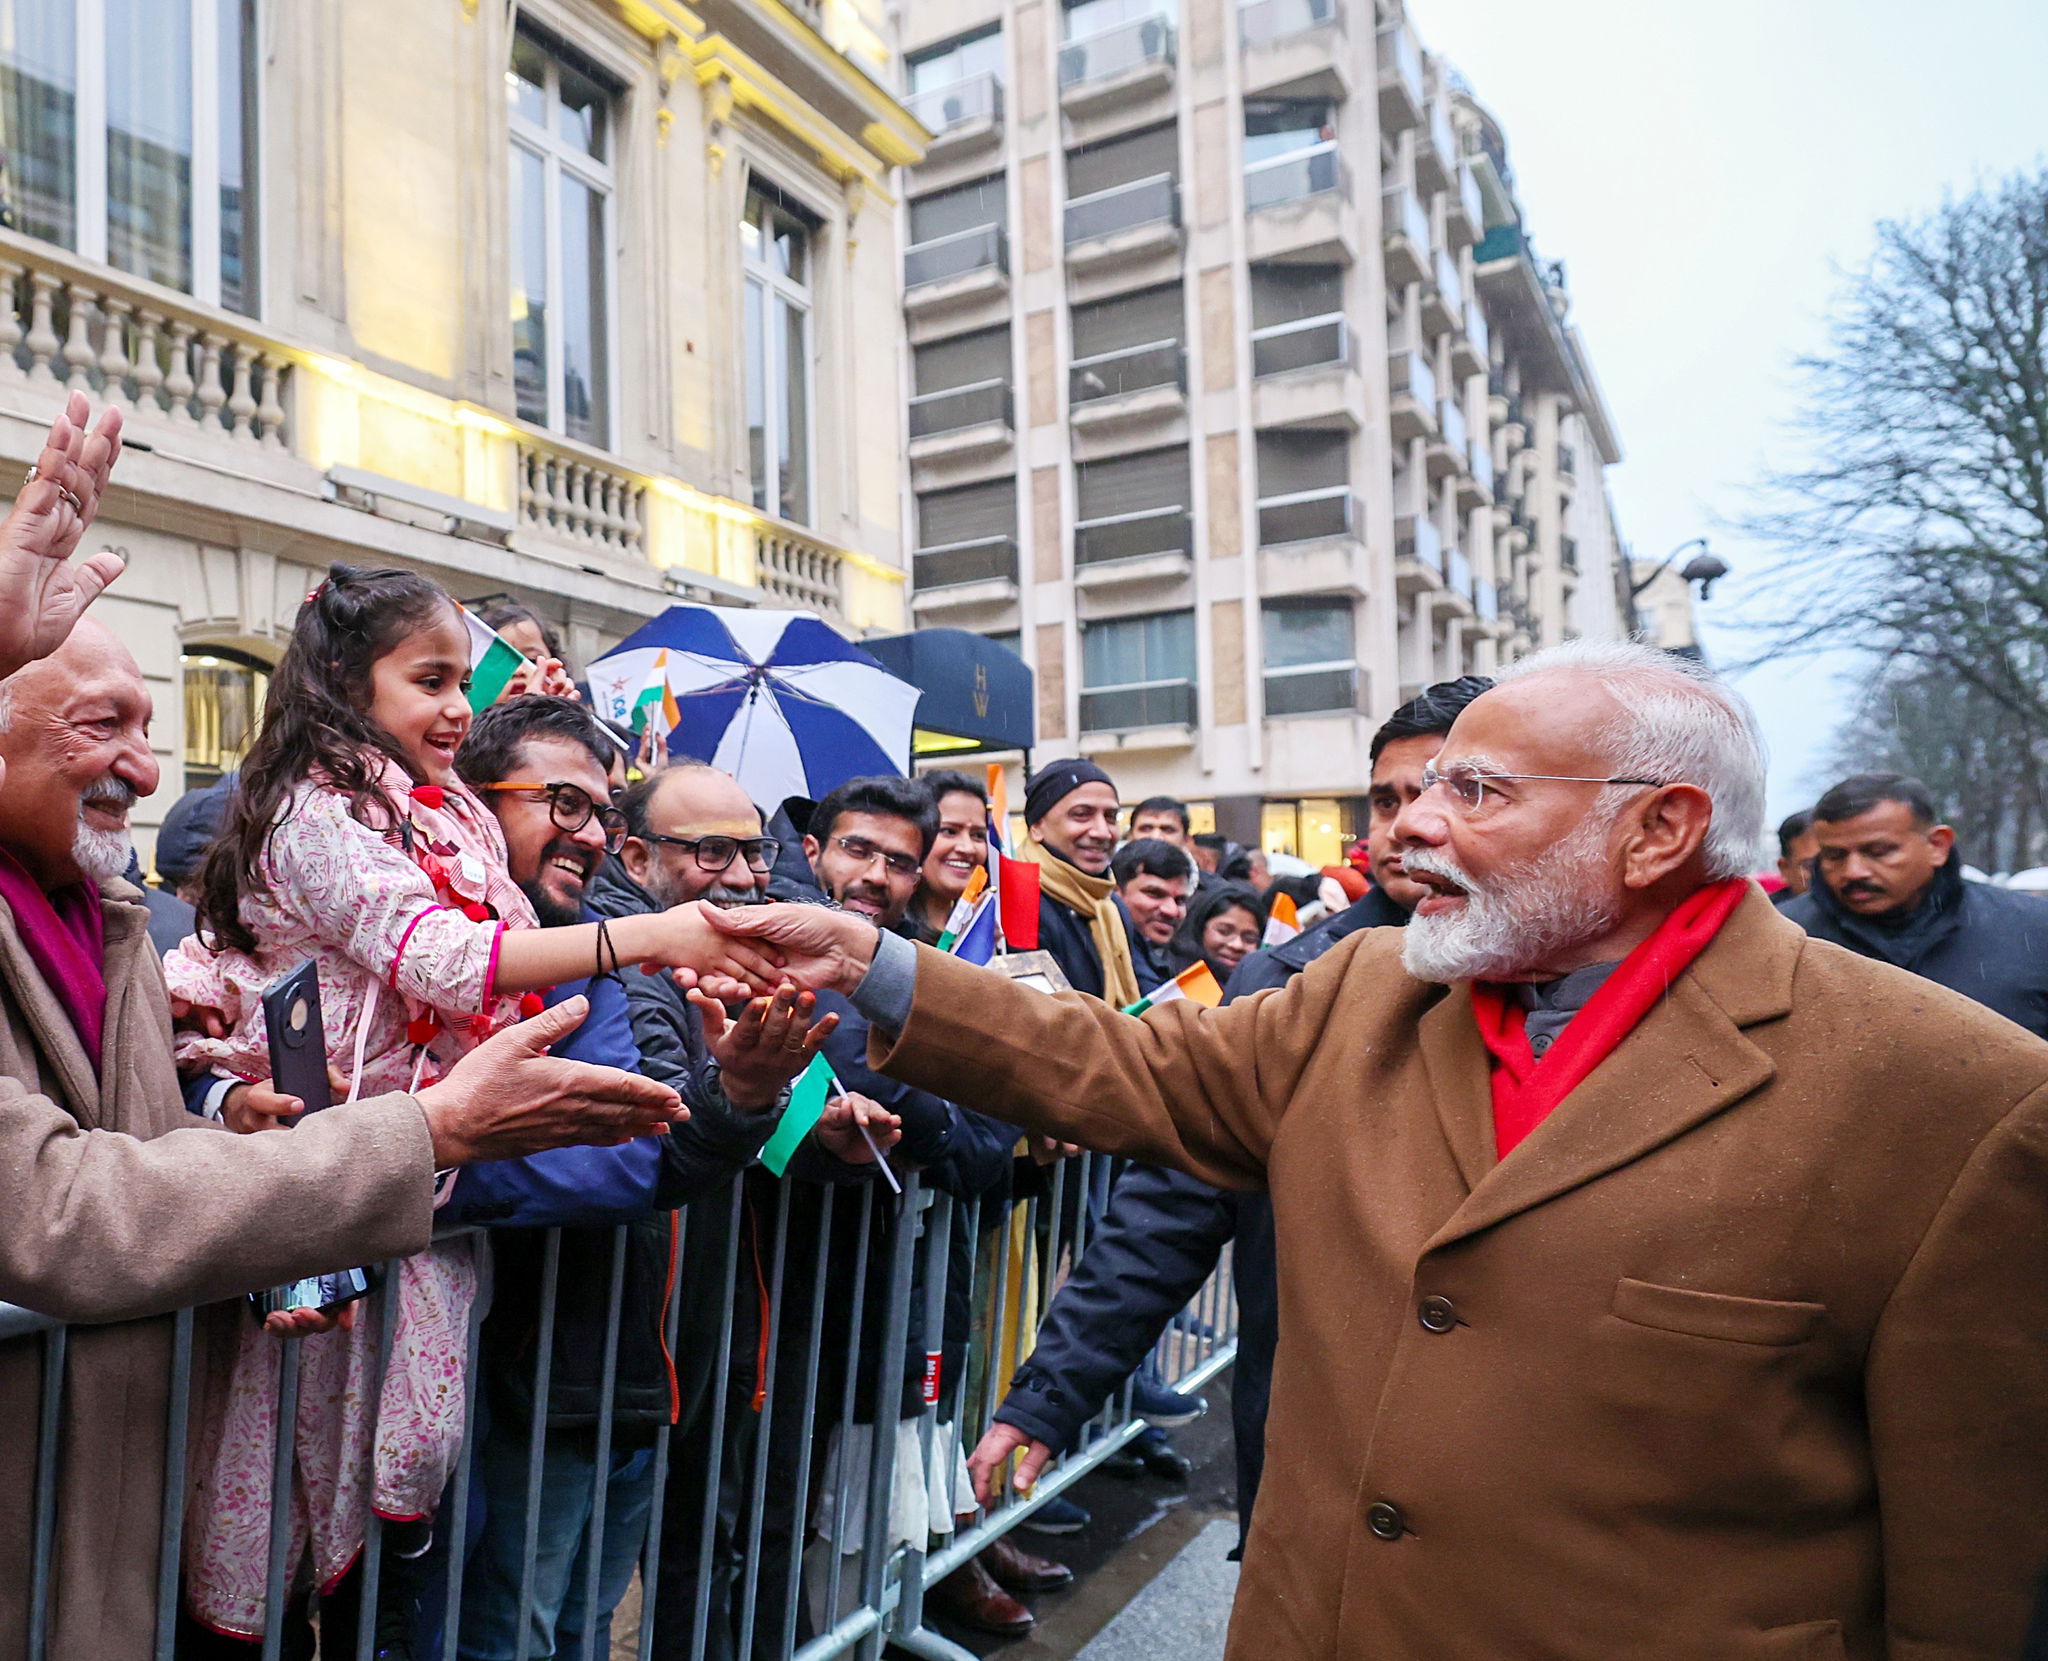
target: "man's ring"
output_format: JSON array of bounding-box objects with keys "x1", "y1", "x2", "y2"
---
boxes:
[{"x1": 57, "y1": 486, "x2": 82, "y2": 513}]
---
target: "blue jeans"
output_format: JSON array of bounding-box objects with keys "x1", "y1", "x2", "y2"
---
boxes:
[{"x1": 459, "y1": 1418, "x2": 658, "y2": 1661}]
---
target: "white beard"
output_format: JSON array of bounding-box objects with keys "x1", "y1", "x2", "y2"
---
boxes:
[
  {"x1": 72, "y1": 821, "x2": 133, "y2": 885},
  {"x1": 1400, "y1": 811, "x2": 1623, "y2": 984}
]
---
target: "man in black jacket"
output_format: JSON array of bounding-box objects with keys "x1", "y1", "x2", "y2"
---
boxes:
[
  {"x1": 965, "y1": 677, "x2": 1494, "y2": 1547},
  {"x1": 1781, "y1": 771, "x2": 2048, "y2": 1037}
]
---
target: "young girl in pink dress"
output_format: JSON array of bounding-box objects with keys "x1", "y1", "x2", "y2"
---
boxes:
[{"x1": 167, "y1": 564, "x2": 762, "y2": 1647}]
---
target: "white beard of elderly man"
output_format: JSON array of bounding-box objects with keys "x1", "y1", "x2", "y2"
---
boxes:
[
  {"x1": 707, "y1": 638, "x2": 2048, "y2": 1661},
  {"x1": 0, "y1": 622, "x2": 686, "y2": 1656}
]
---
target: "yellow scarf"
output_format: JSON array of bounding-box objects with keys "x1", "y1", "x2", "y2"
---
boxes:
[{"x1": 1017, "y1": 836, "x2": 1141, "y2": 1009}]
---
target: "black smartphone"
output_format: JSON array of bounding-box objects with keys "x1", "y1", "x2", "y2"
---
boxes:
[{"x1": 251, "y1": 961, "x2": 379, "y2": 1321}]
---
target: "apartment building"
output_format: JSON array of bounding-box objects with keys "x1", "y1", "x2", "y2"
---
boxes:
[
  {"x1": 894, "y1": 0, "x2": 1634, "y2": 864},
  {"x1": 0, "y1": 0, "x2": 921, "y2": 852}
]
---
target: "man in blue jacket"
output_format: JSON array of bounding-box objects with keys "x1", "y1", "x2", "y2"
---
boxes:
[
  {"x1": 965, "y1": 677, "x2": 1493, "y2": 1549},
  {"x1": 1780, "y1": 772, "x2": 2048, "y2": 1038}
]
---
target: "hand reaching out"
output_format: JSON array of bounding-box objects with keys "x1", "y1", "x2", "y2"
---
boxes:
[
  {"x1": 690, "y1": 982, "x2": 839, "y2": 1111},
  {"x1": 0, "y1": 392, "x2": 126, "y2": 681},
  {"x1": 703, "y1": 902, "x2": 879, "y2": 996},
  {"x1": 814, "y1": 1090, "x2": 901, "y2": 1167},
  {"x1": 647, "y1": 901, "x2": 787, "y2": 1003},
  {"x1": 967, "y1": 1421, "x2": 1054, "y2": 1508}
]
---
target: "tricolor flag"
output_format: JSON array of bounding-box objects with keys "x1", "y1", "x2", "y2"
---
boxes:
[
  {"x1": 935, "y1": 866, "x2": 989, "y2": 951},
  {"x1": 630, "y1": 651, "x2": 683, "y2": 755},
  {"x1": 462, "y1": 609, "x2": 528, "y2": 712},
  {"x1": 984, "y1": 762, "x2": 1009, "y2": 853},
  {"x1": 947, "y1": 892, "x2": 999, "y2": 966},
  {"x1": 1263, "y1": 891, "x2": 1301, "y2": 948},
  {"x1": 1122, "y1": 960, "x2": 1224, "y2": 1017}
]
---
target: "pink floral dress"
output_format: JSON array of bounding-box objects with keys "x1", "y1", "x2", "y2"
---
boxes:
[{"x1": 165, "y1": 761, "x2": 539, "y2": 1639}]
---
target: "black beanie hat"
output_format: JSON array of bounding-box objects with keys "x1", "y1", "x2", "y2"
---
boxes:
[{"x1": 1024, "y1": 757, "x2": 1115, "y2": 826}]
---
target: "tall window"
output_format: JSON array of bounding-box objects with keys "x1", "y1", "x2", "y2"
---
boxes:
[
  {"x1": 181, "y1": 646, "x2": 268, "y2": 788},
  {"x1": 508, "y1": 25, "x2": 614, "y2": 449},
  {"x1": 1262, "y1": 596, "x2": 1357, "y2": 715},
  {"x1": 906, "y1": 26, "x2": 1002, "y2": 94},
  {"x1": 1081, "y1": 609, "x2": 1196, "y2": 731},
  {"x1": 0, "y1": 0, "x2": 259, "y2": 312},
  {"x1": 742, "y1": 183, "x2": 814, "y2": 525}
]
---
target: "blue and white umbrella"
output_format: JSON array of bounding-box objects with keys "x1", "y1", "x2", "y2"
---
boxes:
[{"x1": 586, "y1": 604, "x2": 922, "y2": 809}]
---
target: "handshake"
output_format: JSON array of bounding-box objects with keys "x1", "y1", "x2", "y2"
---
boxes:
[{"x1": 410, "y1": 904, "x2": 887, "y2": 1174}]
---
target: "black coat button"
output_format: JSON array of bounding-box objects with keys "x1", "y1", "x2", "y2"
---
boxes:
[
  {"x1": 1418, "y1": 1295, "x2": 1457, "y2": 1333},
  {"x1": 1366, "y1": 1501, "x2": 1405, "y2": 1541}
]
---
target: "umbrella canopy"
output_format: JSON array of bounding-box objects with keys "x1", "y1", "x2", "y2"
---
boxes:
[{"x1": 586, "y1": 604, "x2": 922, "y2": 809}]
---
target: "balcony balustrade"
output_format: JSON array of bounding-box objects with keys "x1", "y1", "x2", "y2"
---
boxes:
[
  {"x1": 908, "y1": 378, "x2": 1013, "y2": 440},
  {"x1": 1382, "y1": 187, "x2": 1430, "y2": 287},
  {"x1": 913, "y1": 534, "x2": 1019, "y2": 591},
  {"x1": 1264, "y1": 662, "x2": 1360, "y2": 716},
  {"x1": 904, "y1": 223, "x2": 1008, "y2": 291},
  {"x1": 1239, "y1": 0, "x2": 1339, "y2": 46},
  {"x1": 1244, "y1": 141, "x2": 1349, "y2": 214},
  {"x1": 904, "y1": 72, "x2": 1004, "y2": 143},
  {"x1": 1257, "y1": 485, "x2": 1354, "y2": 547},
  {"x1": 1251, "y1": 312, "x2": 1348, "y2": 378},
  {"x1": 1070, "y1": 338, "x2": 1186, "y2": 405},
  {"x1": 1074, "y1": 503, "x2": 1192, "y2": 565},
  {"x1": 1376, "y1": 22, "x2": 1423, "y2": 129},
  {"x1": 1059, "y1": 13, "x2": 1176, "y2": 92},
  {"x1": 1081, "y1": 677, "x2": 1197, "y2": 732},
  {"x1": 1064, "y1": 173, "x2": 1180, "y2": 249}
]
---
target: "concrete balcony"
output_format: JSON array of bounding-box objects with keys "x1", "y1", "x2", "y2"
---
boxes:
[
  {"x1": 1080, "y1": 677, "x2": 1196, "y2": 740},
  {"x1": 912, "y1": 535, "x2": 1021, "y2": 617},
  {"x1": 903, "y1": 73, "x2": 1005, "y2": 162},
  {"x1": 1245, "y1": 143, "x2": 1354, "y2": 265},
  {"x1": 1450, "y1": 301, "x2": 1488, "y2": 380},
  {"x1": 1064, "y1": 174, "x2": 1183, "y2": 274},
  {"x1": 1073, "y1": 504, "x2": 1194, "y2": 586},
  {"x1": 1415, "y1": 97, "x2": 1457, "y2": 196},
  {"x1": 1444, "y1": 165, "x2": 1484, "y2": 248},
  {"x1": 1395, "y1": 510, "x2": 1445, "y2": 595},
  {"x1": 1239, "y1": 0, "x2": 1348, "y2": 100},
  {"x1": 1458, "y1": 433, "x2": 1495, "y2": 510},
  {"x1": 755, "y1": 520, "x2": 848, "y2": 618},
  {"x1": 907, "y1": 379, "x2": 1015, "y2": 473},
  {"x1": 1421, "y1": 246, "x2": 1463, "y2": 337},
  {"x1": 1427, "y1": 396, "x2": 1469, "y2": 480},
  {"x1": 1257, "y1": 485, "x2": 1354, "y2": 548},
  {"x1": 1382, "y1": 187, "x2": 1429, "y2": 288},
  {"x1": 1069, "y1": 338, "x2": 1188, "y2": 439},
  {"x1": 903, "y1": 224, "x2": 1009, "y2": 316},
  {"x1": 1376, "y1": 21, "x2": 1424, "y2": 132},
  {"x1": 1059, "y1": 13, "x2": 1177, "y2": 118},
  {"x1": 1388, "y1": 346, "x2": 1438, "y2": 443}
]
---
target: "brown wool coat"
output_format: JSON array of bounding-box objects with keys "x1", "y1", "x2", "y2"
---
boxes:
[
  {"x1": 0, "y1": 880, "x2": 438, "y2": 1660},
  {"x1": 874, "y1": 887, "x2": 2048, "y2": 1660}
]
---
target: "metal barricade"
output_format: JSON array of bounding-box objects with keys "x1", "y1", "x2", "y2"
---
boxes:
[{"x1": 0, "y1": 1141, "x2": 1238, "y2": 1660}]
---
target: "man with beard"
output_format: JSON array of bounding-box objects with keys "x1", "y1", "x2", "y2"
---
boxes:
[
  {"x1": 717, "y1": 639, "x2": 2048, "y2": 1661},
  {"x1": 1110, "y1": 838, "x2": 1195, "y2": 993},
  {"x1": 1780, "y1": 772, "x2": 2048, "y2": 1036},
  {"x1": 967, "y1": 678, "x2": 1490, "y2": 1547},
  {"x1": 450, "y1": 701, "x2": 852, "y2": 1661}
]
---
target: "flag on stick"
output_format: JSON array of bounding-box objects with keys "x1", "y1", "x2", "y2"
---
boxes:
[
  {"x1": 1122, "y1": 960, "x2": 1224, "y2": 1017},
  {"x1": 1262, "y1": 891, "x2": 1301, "y2": 948},
  {"x1": 948, "y1": 893, "x2": 999, "y2": 966},
  {"x1": 984, "y1": 764, "x2": 1009, "y2": 853},
  {"x1": 935, "y1": 866, "x2": 989, "y2": 951},
  {"x1": 760, "y1": 1052, "x2": 835, "y2": 1176},
  {"x1": 462, "y1": 609, "x2": 529, "y2": 712},
  {"x1": 630, "y1": 650, "x2": 683, "y2": 755},
  {"x1": 997, "y1": 856, "x2": 1041, "y2": 950}
]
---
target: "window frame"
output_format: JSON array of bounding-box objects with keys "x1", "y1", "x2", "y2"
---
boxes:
[
  {"x1": 741, "y1": 176, "x2": 818, "y2": 526},
  {"x1": 507, "y1": 22, "x2": 619, "y2": 449},
  {"x1": 1260, "y1": 595, "x2": 1359, "y2": 716},
  {"x1": 1, "y1": 0, "x2": 260, "y2": 313}
]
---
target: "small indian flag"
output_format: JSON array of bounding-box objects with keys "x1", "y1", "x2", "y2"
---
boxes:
[
  {"x1": 935, "y1": 865, "x2": 990, "y2": 951},
  {"x1": 1263, "y1": 891, "x2": 1301, "y2": 948},
  {"x1": 1122, "y1": 960, "x2": 1224, "y2": 1017},
  {"x1": 462, "y1": 609, "x2": 528, "y2": 712},
  {"x1": 631, "y1": 651, "x2": 683, "y2": 753}
]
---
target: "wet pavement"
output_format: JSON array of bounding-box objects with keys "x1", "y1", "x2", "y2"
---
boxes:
[{"x1": 913, "y1": 1372, "x2": 1239, "y2": 1661}]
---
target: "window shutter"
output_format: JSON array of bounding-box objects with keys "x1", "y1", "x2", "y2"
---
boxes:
[
  {"x1": 1250, "y1": 264, "x2": 1344, "y2": 328},
  {"x1": 914, "y1": 326, "x2": 1011, "y2": 394},
  {"x1": 1065, "y1": 122, "x2": 1180, "y2": 198},
  {"x1": 909, "y1": 174, "x2": 1007, "y2": 244},
  {"x1": 1075, "y1": 445, "x2": 1192, "y2": 519},
  {"x1": 1072, "y1": 283, "x2": 1184, "y2": 358},
  {"x1": 1255, "y1": 430, "x2": 1348, "y2": 495},
  {"x1": 918, "y1": 477, "x2": 1018, "y2": 546}
]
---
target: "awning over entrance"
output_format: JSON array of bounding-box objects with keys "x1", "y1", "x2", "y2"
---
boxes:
[{"x1": 861, "y1": 628, "x2": 1035, "y2": 757}]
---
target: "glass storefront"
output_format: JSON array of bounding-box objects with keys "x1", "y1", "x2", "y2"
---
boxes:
[
  {"x1": 1260, "y1": 795, "x2": 1363, "y2": 868},
  {"x1": 181, "y1": 647, "x2": 269, "y2": 789}
]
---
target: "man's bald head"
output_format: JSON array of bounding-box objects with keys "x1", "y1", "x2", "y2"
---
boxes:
[
  {"x1": 0, "y1": 615, "x2": 159, "y2": 888},
  {"x1": 618, "y1": 762, "x2": 769, "y2": 908}
]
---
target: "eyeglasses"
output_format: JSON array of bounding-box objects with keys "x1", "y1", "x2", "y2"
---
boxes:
[
  {"x1": 640, "y1": 832, "x2": 782, "y2": 874},
  {"x1": 829, "y1": 834, "x2": 923, "y2": 880},
  {"x1": 1419, "y1": 760, "x2": 1667, "y2": 815},
  {"x1": 476, "y1": 782, "x2": 629, "y2": 852}
]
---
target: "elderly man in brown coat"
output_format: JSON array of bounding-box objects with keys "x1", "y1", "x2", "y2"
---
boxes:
[
  {"x1": 718, "y1": 639, "x2": 2048, "y2": 1660},
  {"x1": 0, "y1": 395, "x2": 695, "y2": 1661}
]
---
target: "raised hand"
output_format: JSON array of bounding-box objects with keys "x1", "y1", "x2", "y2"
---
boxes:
[
  {"x1": 703, "y1": 902, "x2": 879, "y2": 996},
  {"x1": 967, "y1": 1421, "x2": 1054, "y2": 1508},
  {"x1": 814, "y1": 1090, "x2": 902, "y2": 1167},
  {"x1": 414, "y1": 995, "x2": 686, "y2": 1166},
  {"x1": 688, "y1": 982, "x2": 839, "y2": 1112},
  {"x1": 0, "y1": 392, "x2": 126, "y2": 681}
]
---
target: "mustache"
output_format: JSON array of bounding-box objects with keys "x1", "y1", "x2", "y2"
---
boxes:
[
  {"x1": 539, "y1": 838, "x2": 597, "y2": 880},
  {"x1": 79, "y1": 776, "x2": 138, "y2": 812},
  {"x1": 1401, "y1": 847, "x2": 1477, "y2": 894}
]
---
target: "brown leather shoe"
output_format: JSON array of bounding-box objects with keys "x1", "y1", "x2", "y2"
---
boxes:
[
  {"x1": 925, "y1": 1558, "x2": 1036, "y2": 1637},
  {"x1": 982, "y1": 1534, "x2": 1075, "y2": 1594}
]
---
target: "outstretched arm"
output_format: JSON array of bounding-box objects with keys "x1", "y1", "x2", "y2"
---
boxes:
[
  {"x1": 0, "y1": 392, "x2": 127, "y2": 680},
  {"x1": 707, "y1": 904, "x2": 1334, "y2": 1188}
]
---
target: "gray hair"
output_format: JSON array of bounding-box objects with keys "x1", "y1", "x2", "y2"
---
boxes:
[{"x1": 1492, "y1": 639, "x2": 1767, "y2": 881}]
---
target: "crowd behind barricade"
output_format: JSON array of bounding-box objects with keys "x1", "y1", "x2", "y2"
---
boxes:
[{"x1": 3, "y1": 394, "x2": 2048, "y2": 1661}]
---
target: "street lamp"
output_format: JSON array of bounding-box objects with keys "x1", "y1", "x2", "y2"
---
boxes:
[{"x1": 1630, "y1": 536, "x2": 1729, "y2": 601}]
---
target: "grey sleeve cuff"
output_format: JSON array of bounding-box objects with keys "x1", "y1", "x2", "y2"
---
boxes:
[{"x1": 852, "y1": 929, "x2": 918, "y2": 1033}]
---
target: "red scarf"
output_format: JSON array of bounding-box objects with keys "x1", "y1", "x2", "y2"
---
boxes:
[
  {"x1": 0, "y1": 847, "x2": 108, "y2": 1075},
  {"x1": 1469, "y1": 878, "x2": 1749, "y2": 1159}
]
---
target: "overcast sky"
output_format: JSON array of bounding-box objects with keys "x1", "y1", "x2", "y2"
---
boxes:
[{"x1": 1417, "y1": 0, "x2": 2048, "y2": 821}]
